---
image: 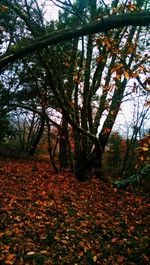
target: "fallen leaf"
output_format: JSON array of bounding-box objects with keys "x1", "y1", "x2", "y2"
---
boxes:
[
  {"x1": 0, "y1": 232, "x2": 4, "y2": 238},
  {"x1": 93, "y1": 255, "x2": 97, "y2": 262},
  {"x1": 27, "y1": 251, "x2": 35, "y2": 256},
  {"x1": 117, "y1": 255, "x2": 124, "y2": 263},
  {"x1": 61, "y1": 239, "x2": 68, "y2": 245},
  {"x1": 112, "y1": 237, "x2": 119, "y2": 243},
  {"x1": 5, "y1": 254, "x2": 16, "y2": 264},
  {"x1": 40, "y1": 250, "x2": 48, "y2": 254},
  {"x1": 142, "y1": 254, "x2": 149, "y2": 263}
]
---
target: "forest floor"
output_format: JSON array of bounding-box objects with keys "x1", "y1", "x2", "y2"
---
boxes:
[{"x1": 0, "y1": 156, "x2": 149, "y2": 265}]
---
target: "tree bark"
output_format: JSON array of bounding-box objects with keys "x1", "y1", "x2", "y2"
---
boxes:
[
  {"x1": 75, "y1": 143, "x2": 103, "y2": 181},
  {"x1": 59, "y1": 114, "x2": 69, "y2": 170}
]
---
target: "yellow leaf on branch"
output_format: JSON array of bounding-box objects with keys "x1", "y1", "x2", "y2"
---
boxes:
[{"x1": 124, "y1": 71, "x2": 130, "y2": 79}]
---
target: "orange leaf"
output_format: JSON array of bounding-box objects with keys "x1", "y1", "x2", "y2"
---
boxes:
[
  {"x1": 112, "y1": 237, "x2": 119, "y2": 243},
  {"x1": 128, "y1": 225, "x2": 135, "y2": 232},
  {"x1": 117, "y1": 255, "x2": 124, "y2": 263},
  {"x1": 142, "y1": 147, "x2": 149, "y2": 151},
  {"x1": 78, "y1": 251, "x2": 84, "y2": 257},
  {"x1": 5, "y1": 254, "x2": 16, "y2": 264},
  {"x1": 0, "y1": 232, "x2": 4, "y2": 238},
  {"x1": 124, "y1": 71, "x2": 130, "y2": 79},
  {"x1": 139, "y1": 156, "x2": 144, "y2": 161},
  {"x1": 3, "y1": 245, "x2": 10, "y2": 251}
]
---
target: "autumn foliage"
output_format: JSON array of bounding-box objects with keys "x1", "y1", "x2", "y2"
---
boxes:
[{"x1": 0, "y1": 156, "x2": 149, "y2": 265}]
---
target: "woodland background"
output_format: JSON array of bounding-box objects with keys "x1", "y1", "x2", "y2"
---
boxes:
[{"x1": 0, "y1": 0, "x2": 150, "y2": 264}]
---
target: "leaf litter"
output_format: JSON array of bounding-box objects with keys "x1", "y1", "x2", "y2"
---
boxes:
[{"x1": 0, "y1": 156, "x2": 149, "y2": 264}]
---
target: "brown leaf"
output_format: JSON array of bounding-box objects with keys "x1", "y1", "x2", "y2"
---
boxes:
[
  {"x1": 112, "y1": 237, "x2": 119, "y2": 243},
  {"x1": 61, "y1": 239, "x2": 68, "y2": 245}
]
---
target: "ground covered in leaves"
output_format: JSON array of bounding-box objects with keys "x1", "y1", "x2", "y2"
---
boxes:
[{"x1": 0, "y1": 156, "x2": 149, "y2": 265}]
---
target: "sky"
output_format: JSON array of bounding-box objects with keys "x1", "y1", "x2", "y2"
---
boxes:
[{"x1": 43, "y1": 1, "x2": 60, "y2": 21}]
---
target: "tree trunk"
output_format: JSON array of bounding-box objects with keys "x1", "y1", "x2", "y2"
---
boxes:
[
  {"x1": 29, "y1": 116, "x2": 45, "y2": 155},
  {"x1": 46, "y1": 120, "x2": 58, "y2": 173},
  {"x1": 75, "y1": 143, "x2": 103, "y2": 181},
  {"x1": 59, "y1": 114, "x2": 69, "y2": 170}
]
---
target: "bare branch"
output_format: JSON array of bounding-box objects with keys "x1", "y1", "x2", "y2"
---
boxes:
[
  {"x1": 49, "y1": 0, "x2": 75, "y2": 15},
  {"x1": 100, "y1": 0, "x2": 110, "y2": 15}
]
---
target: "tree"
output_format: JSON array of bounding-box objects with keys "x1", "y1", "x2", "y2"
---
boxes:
[
  {"x1": 0, "y1": 0, "x2": 149, "y2": 180},
  {"x1": 104, "y1": 131, "x2": 124, "y2": 176},
  {"x1": 121, "y1": 93, "x2": 149, "y2": 176},
  {"x1": 0, "y1": 113, "x2": 11, "y2": 141}
]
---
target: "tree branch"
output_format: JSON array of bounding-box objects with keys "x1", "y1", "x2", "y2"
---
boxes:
[
  {"x1": 0, "y1": 11, "x2": 150, "y2": 71},
  {"x1": 0, "y1": 102, "x2": 60, "y2": 129}
]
